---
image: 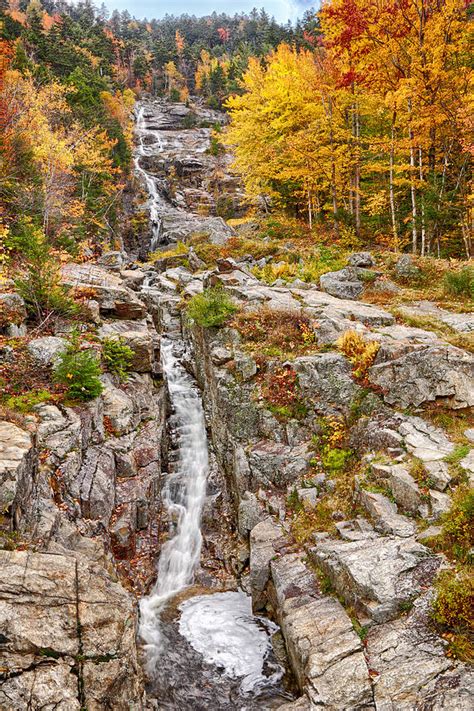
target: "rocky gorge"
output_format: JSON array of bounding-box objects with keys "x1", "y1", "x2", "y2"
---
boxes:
[{"x1": 0, "y1": 99, "x2": 473, "y2": 710}]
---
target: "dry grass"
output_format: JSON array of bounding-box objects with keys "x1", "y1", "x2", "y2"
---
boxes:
[
  {"x1": 390, "y1": 309, "x2": 474, "y2": 353},
  {"x1": 290, "y1": 465, "x2": 358, "y2": 545},
  {"x1": 231, "y1": 306, "x2": 318, "y2": 357},
  {"x1": 422, "y1": 405, "x2": 474, "y2": 445}
]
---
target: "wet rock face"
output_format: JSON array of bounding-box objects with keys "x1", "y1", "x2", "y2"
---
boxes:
[
  {"x1": 134, "y1": 100, "x2": 239, "y2": 251},
  {"x1": 0, "y1": 550, "x2": 143, "y2": 711}
]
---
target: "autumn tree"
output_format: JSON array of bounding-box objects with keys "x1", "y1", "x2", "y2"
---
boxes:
[
  {"x1": 227, "y1": 0, "x2": 472, "y2": 256},
  {"x1": 225, "y1": 44, "x2": 353, "y2": 227},
  {"x1": 320, "y1": 0, "x2": 472, "y2": 255}
]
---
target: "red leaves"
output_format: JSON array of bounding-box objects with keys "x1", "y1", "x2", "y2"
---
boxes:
[
  {"x1": 0, "y1": 40, "x2": 14, "y2": 158},
  {"x1": 217, "y1": 27, "x2": 230, "y2": 42},
  {"x1": 323, "y1": 0, "x2": 369, "y2": 49},
  {"x1": 261, "y1": 365, "x2": 300, "y2": 408}
]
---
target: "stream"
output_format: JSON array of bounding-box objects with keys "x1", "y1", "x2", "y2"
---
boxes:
[{"x1": 135, "y1": 99, "x2": 293, "y2": 709}]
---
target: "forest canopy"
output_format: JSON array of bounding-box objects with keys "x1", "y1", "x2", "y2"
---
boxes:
[
  {"x1": 0, "y1": 0, "x2": 472, "y2": 258},
  {"x1": 225, "y1": 0, "x2": 473, "y2": 257}
]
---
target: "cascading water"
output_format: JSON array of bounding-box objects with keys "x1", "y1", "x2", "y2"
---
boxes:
[
  {"x1": 134, "y1": 105, "x2": 164, "y2": 252},
  {"x1": 136, "y1": 99, "x2": 292, "y2": 707},
  {"x1": 139, "y1": 336, "x2": 209, "y2": 671}
]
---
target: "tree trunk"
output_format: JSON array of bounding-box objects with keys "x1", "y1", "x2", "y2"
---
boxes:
[
  {"x1": 419, "y1": 147, "x2": 426, "y2": 256},
  {"x1": 327, "y1": 96, "x2": 339, "y2": 233},
  {"x1": 389, "y1": 115, "x2": 398, "y2": 250},
  {"x1": 354, "y1": 100, "x2": 361, "y2": 234},
  {"x1": 408, "y1": 100, "x2": 417, "y2": 254}
]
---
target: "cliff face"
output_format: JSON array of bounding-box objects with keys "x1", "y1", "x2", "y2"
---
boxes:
[
  {"x1": 0, "y1": 261, "x2": 165, "y2": 708},
  {"x1": 0, "y1": 100, "x2": 473, "y2": 710}
]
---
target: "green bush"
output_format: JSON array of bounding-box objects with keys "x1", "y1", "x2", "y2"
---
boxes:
[
  {"x1": 208, "y1": 135, "x2": 223, "y2": 157},
  {"x1": 101, "y1": 337, "x2": 134, "y2": 381},
  {"x1": 53, "y1": 338, "x2": 103, "y2": 401},
  {"x1": 432, "y1": 567, "x2": 474, "y2": 663},
  {"x1": 12, "y1": 224, "x2": 76, "y2": 322},
  {"x1": 321, "y1": 447, "x2": 352, "y2": 474},
  {"x1": 443, "y1": 267, "x2": 474, "y2": 300},
  {"x1": 432, "y1": 568, "x2": 473, "y2": 630},
  {"x1": 439, "y1": 486, "x2": 474, "y2": 562},
  {"x1": 186, "y1": 287, "x2": 237, "y2": 327}
]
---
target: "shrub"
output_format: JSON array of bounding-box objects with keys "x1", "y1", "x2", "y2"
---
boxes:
[
  {"x1": 337, "y1": 330, "x2": 380, "y2": 379},
  {"x1": 258, "y1": 216, "x2": 311, "y2": 242},
  {"x1": 321, "y1": 447, "x2": 352, "y2": 473},
  {"x1": 231, "y1": 307, "x2": 317, "y2": 356},
  {"x1": 287, "y1": 488, "x2": 303, "y2": 513},
  {"x1": 432, "y1": 568, "x2": 473, "y2": 629},
  {"x1": 101, "y1": 337, "x2": 134, "y2": 381},
  {"x1": 185, "y1": 287, "x2": 237, "y2": 327},
  {"x1": 316, "y1": 416, "x2": 346, "y2": 448},
  {"x1": 253, "y1": 261, "x2": 298, "y2": 284},
  {"x1": 53, "y1": 337, "x2": 103, "y2": 401},
  {"x1": 438, "y1": 486, "x2": 474, "y2": 562},
  {"x1": 443, "y1": 267, "x2": 474, "y2": 300},
  {"x1": 12, "y1": 224, "x2": 76, "y2": 322},
  {"x1": 252, "y1": 247, "x2": 348, "y2": 286},
  {"x1": 208, "y1": 133, "x2": 223, "y2": 157},
  {"x1": 432, "y1": 567, "x2": 474, "y2": 663},
  {"x1": 260, "y1": 365, "x2": 307, "y2": 420}
]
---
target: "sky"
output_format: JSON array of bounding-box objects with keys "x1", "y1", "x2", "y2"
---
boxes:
[{"x1": 103, "y1": 0, "x2": 316, "y2": 24}]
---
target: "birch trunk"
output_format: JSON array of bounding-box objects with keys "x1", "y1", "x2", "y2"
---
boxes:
[
  {"x1": 389, "y1": 116, "x2": 398, "y2": 249},
  {"x1": 418, "y1": 147, "x2": 426, "y2": 256}
]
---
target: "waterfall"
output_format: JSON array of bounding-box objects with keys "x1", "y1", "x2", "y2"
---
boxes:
[
  {"x1": 139, "y1": 336, "x2": 209, "y2": 672},
  {"x1": 136, "y1": 102, "x2": 288, "y2": 705},
  {"x1": 134, "y1": 105, "x2": 164, "y2": 252}
]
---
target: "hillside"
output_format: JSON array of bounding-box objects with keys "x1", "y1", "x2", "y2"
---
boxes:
[{"x1": 0, "y1": 1, "x2": 473, "y2": 710}]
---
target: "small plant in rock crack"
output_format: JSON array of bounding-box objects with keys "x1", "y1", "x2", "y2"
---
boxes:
[
  {"x1": 337, "y1": 330, "x2": 380, "y2": 379},
  {"x1": 101, "y1": 336, "x2": 134, "y2": 381},
  {"x1": 313, "y1": 416, "x2": 353, "y2": 475},
  {"x1": 53, "y1": 333, "x2": 103, "y2": 401}
]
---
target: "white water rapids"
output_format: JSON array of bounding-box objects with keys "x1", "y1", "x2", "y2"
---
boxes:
[
  {"x1": 179, "y1": 592, "x2": 284, "y2": 695},
  {"x1": 134, "y1": 105, "x2": 164, "y2": 252},
  {"x1": 139, "y1": 337, "x2": 209, "y2": 672}
]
